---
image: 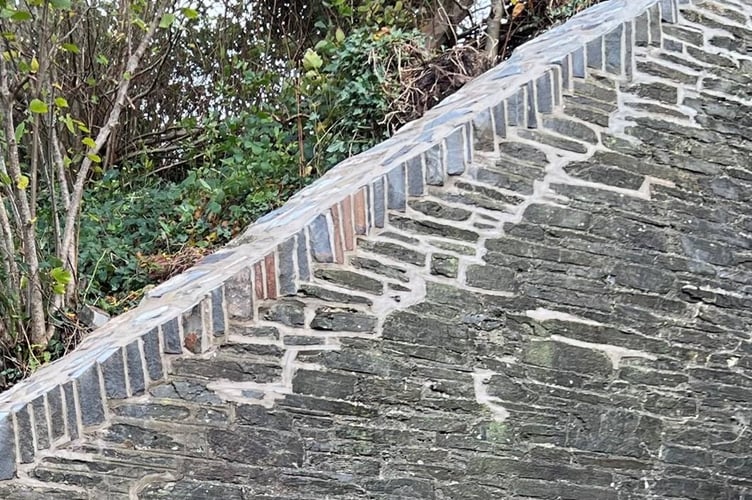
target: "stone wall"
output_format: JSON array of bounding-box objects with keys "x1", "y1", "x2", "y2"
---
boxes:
[{"x1": 0, "y1": 0, "x2": 690, "y2": 481}]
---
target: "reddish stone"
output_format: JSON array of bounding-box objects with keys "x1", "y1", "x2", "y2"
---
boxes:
[
  {"x1": 341, "y1": 196, "x2": 355, "y2": 252},
  {"x1": 253, "y1": 261, "x2": 265, "y2": 300},
  {"x1": 330, "y1": 205, "x2": 345, "y2": 264},
  {"x1": 354, "y1": 188, "x2": 367, "y2": 235},
  {"x1": 265, "y1": 253, "x2": 278, "y2": 299},
  {"x1": 183, "y1": 332, "x2": 201, "y2": 354}
]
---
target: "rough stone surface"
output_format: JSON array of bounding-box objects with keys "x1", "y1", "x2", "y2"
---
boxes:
[{"x1": 4, "y1": 0, "x2": 752, "y2": 497}]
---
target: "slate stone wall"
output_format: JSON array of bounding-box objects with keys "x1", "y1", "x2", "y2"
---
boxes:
[{"x1": 0, "y1": 0, "x2": 690, "y2": 481}]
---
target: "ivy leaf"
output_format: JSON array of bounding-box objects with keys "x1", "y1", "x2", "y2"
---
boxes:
[
  {"x1": 50, "y1": 0, "x2": 72, "y2": 9},
  {"x1": 181, "y1": 7, "x2": 198, "y2": 20},
  {"x1": 29, "y1": 56, "x2": 39, "y2": 73},
  {"x1": 335, "y1": 28, "x2": 345, "y2": 43},
  {"x1": 16, "y1": 174, "x2": 29, "y2": 190},
  {"x1": 82, "y1": 137, "x2": 96, "y2": 148},
  {"x1": 14, "y1": 121, "x2": 25, "y2": 142},
  {"x1": 50, "y1": 267, "x2": 73, "y2": 286},
  {"x1": 54, "y1": 96, "x2": 68, "y2": 108},
  {"x1": 61, "y1": 43, "x2": 80, "y2": 53},
  {"x1": 159, "y1": 13, "x2": 175, "y2": 28},
  {"x1": 10, "y1": 10, "x2": 32, "y2": 22},
  {"x1": 29, "y1": 98, "x2": 48, "y2": 113},
  {"x1": 87, "y1": 153, "x2": 102, "y2": 163}
]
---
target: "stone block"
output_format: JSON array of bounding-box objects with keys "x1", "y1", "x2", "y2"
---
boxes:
[
  {"x1": 14, "y1": 405, "x2": 34, "y2": 463},
  {"x1": 586, "y1": 36, "x2": 603, "y2": 70},
  {"x1": 125, "y1": 340, "x2": 146, "y2": 396},
  {"x1": 371, "y1": 176, "x2": 386, "y2": 227},
  {"x1": 445, "y1": 127, "x2": 466, "y2": 175},
  {"x1": 624, "y1": 20, "x2": 634, "y2": 80},
  {"x1": 491, "y1": 101, "x2": 506, "y2": 140},
  {"x1": 162, "y1": 317, "x2": 182, "y2": 354},
  {"x1": 386, "y1": 164, "x2": 406, "y2": 210},
  {"x1": 536, "y1": 72, "x2": 553, "y2": 114},
  {"x1": 100, "y1": 348, "x2": 128, "y2": 399},
  {"x1": 430, "y1": 254, "x2": 459, "y2": 278},
  {"x1": 649, "y1": 4, "x2": 662, "y2": 47},
  {"x1": 224, "y1": 267, "x2": 253, "y2": 321},
  {"x1": 0, "y1": 412, "x2": 16, "y2": 479},
  {"x1": 635, "y1": 11, "x2": 649, "y2": 46},
  {"x1": 47, "y1": 386, "x2": 65, "y2": 441},
  {"x1": 182, "y1": 304, "x2": 204, "y2": 354},
  {"x1": 310, "y1": 308, "x2": 378, "y2": 333},
  {"x1": 424, "y1": 143, "x2": 445, "y2": 186},
  {"x1": 572, "y1": 46, "x2": 586, "y2": 78},
  {"x1": 260, "y1": 299, "x2": 306, "y2": 328},
  {"x1": 308, "y1": 213, "x2": 334, "y2": 263},
  {"x1": 142, "y1": 328, "x2": 164, "y2": 382},
  {"x1": 465, "y1": 264, "x2": 515, "y2": 291},
  {"x1": 406, "y1": 156, "x2": 424, "y2": 196},
  {"x1": 472, "y1": 109, "x2": 494, "y2": 152},
  {"x1": 277, "y1": 237, "x2": 296, "y2": 296},
  {"x1": 526, "y1": 80, "x2": 538, "y2": 128},
  {"x1": 31, "y1": 395, "x2": 50, "y2": 451},
  {"x1": 210, "y1": 286, "x2": 225, "y2": 336},
  {"x1": 660, "y1": 0, "x2": 677, "y2": 23},
  {"x1": 329, "y1": 205, "x2": 345, "y2": 264},
  {"x1": 506, "y1": 87, "x2": 526, "y2": 127},
  {"x1": 74, "y1": 365, "x2": 106, "y2": 426},
  {"x1": 296, "y1": 230, "x2": 311, "y2": 281},
  {"x1": 353, "y1": 189, "x2": 368, "y2": 235},
  {"x1": 62, "y1": 381, "x2": 79, "y2": 440},
  {"x1": 605, "y1": 24, "x2": 623, "y2": 75},
  {"x1": 340, "y1": 196, "x2": 355, "y2": 251},
  {"x1": 264, "y1": 252, "x2": 278, "y2": 297}
]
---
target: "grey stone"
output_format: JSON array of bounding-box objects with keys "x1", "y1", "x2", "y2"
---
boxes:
[
  {"x1": 526, "y1": 80, "x2": 538, "y2": 128},
  {"x1": 47, "y1": 386, "x2": 64, "y2": 441},
  {"x1": 75, "y1": 365, "x2": 105, "y2": 426},
  {"x1": 351, "y1": 257, "x2": 408, "y2": 282},
  {"x1": 445, "y1": 126, "x2": 465, "y2": 175},
  {"x1": 406, "y1": 156, "x2": 424, "y2": 196},
  {"x1": 430, "y1": 254, "x2": 459, "y2": 278},
  {"x1": 308, "y1": 213, "x2": 334, "y2": 263},
  {"x1": 424, "y1": 143, "x2": 445, "y2": 186},
  {"x1": 314, "y1": 268, "x2": 384, "y2": 295},
  {"x1": 386, "y1": 164, "x2": 406, "y2": 210},
  {"x1": 298, "y1": 283, "x2": 373, "y2": 305},
  {"x1": 142, "y1": 328, "x2": 164, "y2": 382},
  {"x1": 491, "y1": 101, "x2": 506, "y2": 140},
  {"x1": 409, "y1": 199, "x2": 471, "y2": 221},
  {"x1": 310, "y1": 307, "x2": 378, "y2": 333},
  {"x1": 161, "y1": 318, "x2": 182, "y2": 354},
  {"x1": 296, "y1": 230, "x2": 311, "y2": 281},
  {"x1": 209, "y1": 287, "x2": 225, "y2": 337},
  {"x1": 586, "y1": 36, "x2": 603, "y2": 70},
  {"x1": 389, "y1": 214, "x2": 479, "y2": 242},
  {"x1": 472, "y1": 108, "x2": 495, "y2": 151},
  {"x1": 100, "y1": 348, "x2": 128, "y2": 399},
  {"x1": 660, "y1": 0, "x2": 677, "y2": 23},
  {"x1": 506, "y1": 87, "x2": 526, "y2": 127},
  {"x1": 31, "y1": 396, "x2": 50, "y2": 451},
  {"x1": 62, "y1": 381, "x2": 79, "y2": 440},
  {"x1": 125, "y1": 341, "x2": 146, "y2": 396},
  {"x1": 649, "y1": 4, "x2": 662, "y2": 47},
  {"x1": 572, "y1": 46, "x2": 586, "y2": 78},
  {"x1": 357, "y1": 238, "x2": 426, "y2": 266},
  {"x1": 465, "y1": 264, "x2": 515, "y2": 291},
  {"x1": 277, "y1": 237, "x2": 296, "y2": 296},
  {"x1": 635, "y1": 11, "x2": 649, "y2": 46},
  {"x1": 181, "y1": 304, "x2": 204, "y2": 354},
  {"x1": 0, "y1": 412, "x2": 15, "y2": 479},
  {"x1": 260, "y1": 299, "x2": 306, "y2": 327},
  {"x1": 536, "y1": 72, "x2": 553, "y2": 114},
  {"x1": 605, "y1": 24, "x2": 623, "y2": 74},
  {"x1": 15, "y1": 405, "x2": 34, "y2": 463},
  {"x1": 372, "y1": 176, "x2": 385, "y2": 227}
]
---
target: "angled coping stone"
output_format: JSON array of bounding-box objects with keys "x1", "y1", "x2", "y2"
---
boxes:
[
  {"x1": 296, "y1": 230, "x2": 311, "y2": 281},
  {"x1": 125, "y1": 341, "x2": 146, "y2": 396},
  {"x1": 62, "y1": 381, "x2": 79, "y2": 441},
  {"x1": 473, "y1": 108, "x2": 495, "y2": 152},
  {"x1": 308, "y1": 214, "x2": 334, "y2": 263},
  {"x1": 526, "y1": 81, "x2": 538, "y2": 129},
  {"x1": 14, "y1": 405, "x2": 34, "y2": 464},
  {"x1": 161, "y1": 317, "x2": 183, "y2": 354},
  {"x1": 100, "y1": 347, "x2": 128, "y2": 399},
  {"x1": 371, "y1": 177, "x2": 386, "y2": 227},
  {"x1": 278, "y1": 237, "x2": 297, "y2": 296},
  {"x1": 210, "y1": 286, "x2": 226, "y2": 336},
  {"x1": 536, "y1": 72, "x2": 554, "y2": 114},
  {"x1": 47, "y1": 386, "x2": 65, "y2": 441},
  {"x1": 492, "y1": 101, "x2": 506, "y2": 140},
  {"x1": 586, "y1": 36, "x2": 604, "y2": 70},
  {"x1": 660, "y1": 0, "x2": 678, "y2": 22},
  {"x1": 406, "y1": 156, "x2": 425, "y2": 196},
  {"x1": 142, "y1": 327, "x2": 164, "y2": 382},
  {"x1": 572, "y1": 46, "x2": 586, "y2": 78},
  {"x1": 73, "y1": 364, "x2": 105, "y2": 427},
  {"x1": 424, "y1": 143, "x2": 445, "y2": 186},
  {"x1": 30, "y1": 395, "x2": 50, "y2": 451},
  {"x1": 605, "y1": 24, "x2": 624, "y2": 75}
]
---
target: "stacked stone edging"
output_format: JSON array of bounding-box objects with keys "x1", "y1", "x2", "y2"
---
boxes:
[{"x1": 0, "y1": 0, "x2": 689, "y2": 480}]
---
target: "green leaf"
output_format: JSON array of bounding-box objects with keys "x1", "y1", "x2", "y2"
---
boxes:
[
  {"x1": 50, "y1": 267, "x2": 72, "y2": 285},
  {"x1": 181, "y1": 7, "x2": 198, "y2": 20},
  {"x1": 159, "y1": 13, "x2": 175, "y2": 28},
  {"x1": 302, "y1": 49, "x2": 323, "y2": 70},
  {"x1": 16, "y1": 174, "x2": 29, "y2": 190},
  {"x1": 10, "y1": 10, "x2": 32, "y2": 22},
  {"x1": 29, "y1": 99, "x2": 48, "y2": 114},
  {"x1": 63, "y1": 113, "x2": 75, "y2": 133},
  {"x1": 132, "y1": 17, "x2": 147, "y2": 30},
  {"x1": 14, "y1": 121, "x2": 25, "y2": 142},
  {"x1": 50, "y1": 0, "x2": 72, "y2": 8},
  {"x1": 29, "y1": 56, "x2": 39, "y2": 73},
  {"x1": 87, "y1": 153, "x2": 102, "y2": 163},
  {"x1": 95, "y1": 54, "x2": 108, "y2": 65},
  {"x1": 0, "y1": 172, "x2": 11, "y2": 185},
  {"x1": 335, "y1": 28, "x2": 345, "y2": 43},
  {"x1": 52, "y1": 282, "x2": 65, "y2": 295},
  {"x1": 61, "y1": 43, "x2": 80, "y2": 53},
  {"x1": 54, "y1": 96, "x2": 68, "y2": 108},
  {"x1": 82, "y1": 137, "x2": 96, "y2": 148}
]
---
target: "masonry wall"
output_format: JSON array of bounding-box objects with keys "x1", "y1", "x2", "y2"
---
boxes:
[{"x1": 0, "y1": 0, "x2": 692, "y2": 481}]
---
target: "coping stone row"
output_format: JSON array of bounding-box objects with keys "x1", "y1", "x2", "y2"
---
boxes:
[{"x1": 0, "y1": 0, "x2": 690, "y2": 481}]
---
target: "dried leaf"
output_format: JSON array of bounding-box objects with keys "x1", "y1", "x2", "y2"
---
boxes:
[{"x1": 512, "y1": 2, "x2": 525, "y2": 18}]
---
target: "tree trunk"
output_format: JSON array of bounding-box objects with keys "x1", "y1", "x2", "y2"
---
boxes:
[{"x1": 421, "y1": 0, "x2": 476, "y2": 51}]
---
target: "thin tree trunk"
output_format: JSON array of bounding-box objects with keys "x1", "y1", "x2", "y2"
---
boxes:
[
  {"x1": 421, "y1": 0, "x2": 476, "y2": 51},
  {"x1": 484, "y1": 0, "x2": 505, "y2": 63}
]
